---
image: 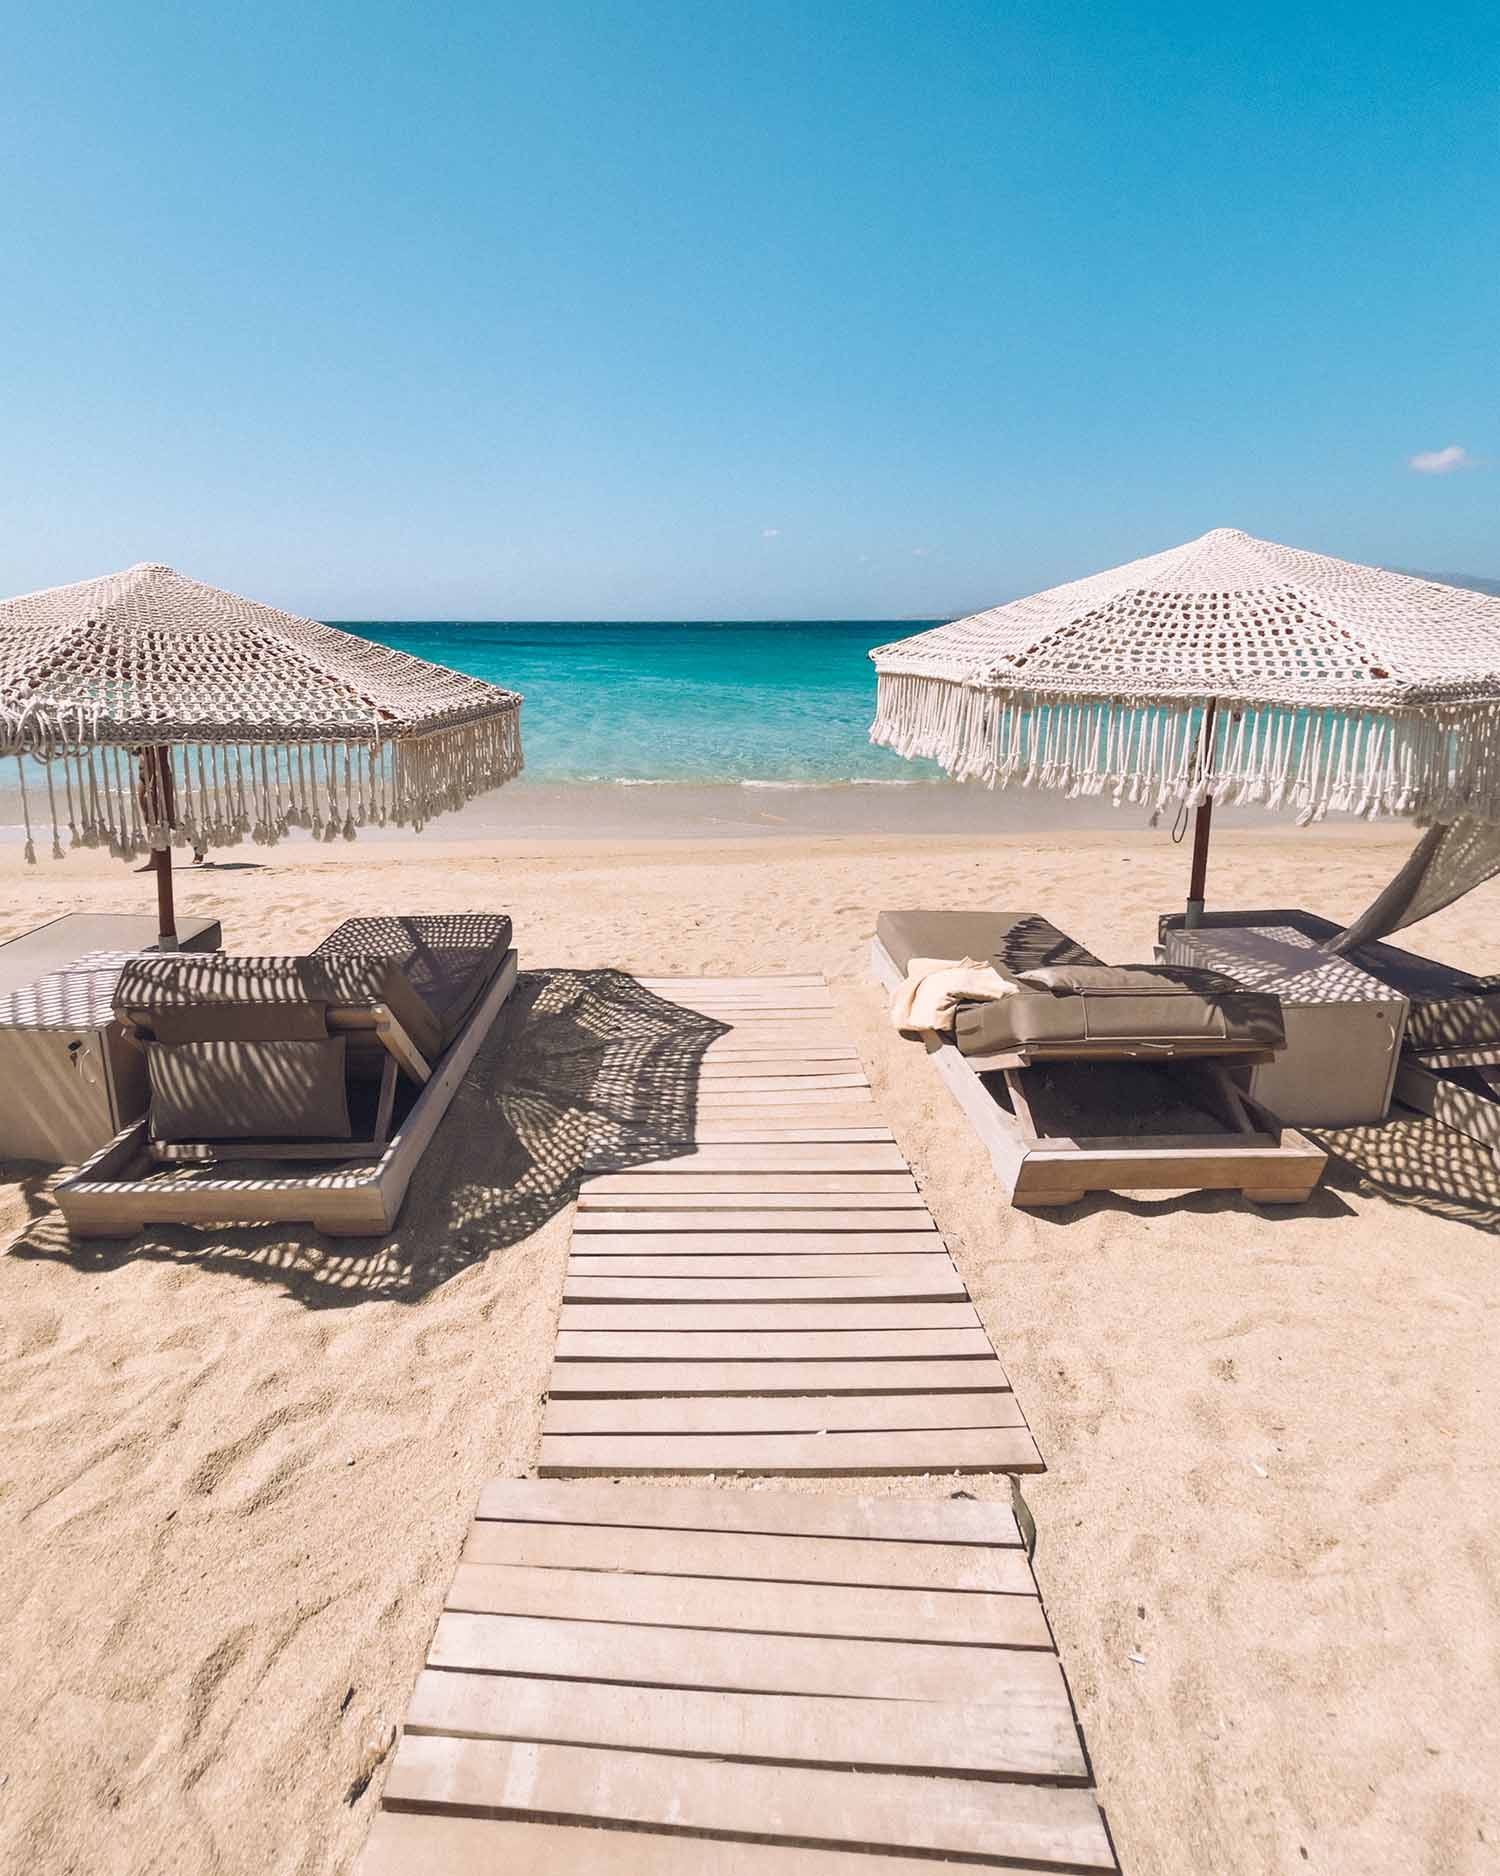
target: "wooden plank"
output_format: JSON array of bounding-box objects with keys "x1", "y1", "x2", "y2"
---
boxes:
[
  {"x1": 652, "y1": 996, "x2": 835, "y2": 1006},
  {"x1": 380, "y1": 1734, "x2": 1114, "y2": 1870},
  {"x1": 360, "y1": 1813, "x2": 1081, "y2": 1876},
  {"x1": 430, "y1": 1609, "x2": 1062, "y2": 1701},
  {"x1": 544, "y1": 1357, "x2": 1014, "y2": 1397},
  {"x1": 581, "y1": 1174, "x2": 916, "y2": 1196},
  {"x1": 704, "y1": 1032, "x2": 853, "y2": 1049},
  {"x1": 538, "y1": 1426, "x2": 1043, "y2": 1476},
  {"x1": 445, "y1": 1559, "x2": 1050, "y2": 1647},
  {"x1": 686, "y1": 1112, "x2": 886, "y2": 1128},
  {"x1": 460, "y1": 1518, "x2": 1032, "y2": 1590},
  {"x1": 595, "y1": 1146, "x2": 907, "y2": 1174},
  {"x1": 638, "y1": 975, "x2": 828, "y2": 988},
  {"x1": 698, "y1": 1056, "x2": 862, "y2": 1074},
  {"x1": 554, "y1": 1329, "x2": 996, "y2": 1361},
  {"x1": 562, "y1": 1274, "x2": 966, "y2": 1302},
  {"x1": 576, "y1": 1192, "x2": 928, "y2": 1213},
  {"x1": 566, "y1": 1253, "x2": 959, "y2": 1278},
  {"x1": 703, "y1": 1045, "x2": 860, "y2": 1059},
  {"x1": 541, "y1": 1393, "x2": 1028, "y2": 1440},
  {"x1": 691, "y1": 1074, "x2": 870, "y2": 1092},
  {"x1": 696, "y1": 1089, "x2": 877, "y2": 1108},
  {"x1": 402, "y1": 1666, "x2": 1081, "y2": 1780},
  {"x1": 569, "y1": 1231, "x2": 942, "y2": 1253},
  {"x1": 573, "y1": 1208, "x2": 937, "y2": 1238},
  {"x1": 474, "y1": 1477, "x2": 1022, "y2": 1546},
  {"x1": 689, "y1": 1128, "x2": 895, "y2": 1144},
  {"x1": 556, "y1": 1303, "x2": 981, "y2": 1331}
]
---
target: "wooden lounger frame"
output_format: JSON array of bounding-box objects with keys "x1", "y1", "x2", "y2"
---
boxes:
[
  {"x1": 1394, "y1": 1056, "x2": 1500, "y2": 1156},
  {"x1": 55, "y1": 950, "x2": 518, "y2": 1240},
  {"x1": 870, "y1": 938, "x2": 1325, "y2": 1208}
]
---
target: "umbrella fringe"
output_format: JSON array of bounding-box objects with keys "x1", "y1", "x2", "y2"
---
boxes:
[
  {"x1": 870, "y1": 671, "x2": 1500, "y2": 825},
  {"x1": 6, "y1": 712, "x2": 523, "y2": 863}
]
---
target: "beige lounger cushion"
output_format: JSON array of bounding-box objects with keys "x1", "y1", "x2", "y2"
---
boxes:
[
  {"x1": 144, "y1": 1037, "x2": 352, "y2": 1143},
  {"x1": 116, "y1": 952, "x2": 444, "y2": 1064},
  {"x1": 955, "y1": 964, "x2": 1285, "y2": 1056},
  {"x1": 876, "y1": 909, "x2": 1100, "y2": 977},
  {"x1": 312, "y1": 913, "x2": 514, "y2": 1049}
]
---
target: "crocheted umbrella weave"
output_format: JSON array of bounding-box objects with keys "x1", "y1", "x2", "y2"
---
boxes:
[
  {"x1": 870, "y1": 528, "x2": 1500, "y2": 824},
  {"x1": 0, "y1": 562, "x2": 522, "y2": 860}
]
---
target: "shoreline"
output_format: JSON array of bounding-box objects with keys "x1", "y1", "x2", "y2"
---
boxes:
[{"x1": 0, "y1": 774, "x2": 1374, "y2": 849}]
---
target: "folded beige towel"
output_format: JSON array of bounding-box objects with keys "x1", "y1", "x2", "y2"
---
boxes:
[{"x1": 891, "y1": 956, "x2": 1022, "y2": 1034}]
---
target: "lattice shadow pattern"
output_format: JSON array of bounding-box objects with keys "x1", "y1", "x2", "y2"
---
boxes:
[
  {"x1": 1315, "y1": 1111, "x2": 1500, "y2": 1235},
  {"x1": 15, "y1": 971, "x2": 728, "y2": 1305}
]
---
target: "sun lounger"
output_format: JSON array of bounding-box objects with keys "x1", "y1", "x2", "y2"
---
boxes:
[
  {"x1": 871, "y1": 910, "x2": 1326, "y2": 1208},
  {"x1": 55, "y1": 914, "x2": 517, "y2": 1239}
]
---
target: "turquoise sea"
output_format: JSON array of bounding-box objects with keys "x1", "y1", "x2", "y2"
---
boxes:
[{"x1": 342, "y1": 621, "x2": 942, "y2": 785}]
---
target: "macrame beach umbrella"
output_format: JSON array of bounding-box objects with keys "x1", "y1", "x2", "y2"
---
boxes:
[
  {"x1": 870, "y1": 528, "x2": 1500, "y2": 933},
  {"x1": 0, "y1": 562, "x2": 524, "y2": 944}
]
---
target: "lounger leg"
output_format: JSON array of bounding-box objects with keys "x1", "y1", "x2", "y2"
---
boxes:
[{"x1": 373, "y1": 1054, "x2": 398, "y2": 1146}]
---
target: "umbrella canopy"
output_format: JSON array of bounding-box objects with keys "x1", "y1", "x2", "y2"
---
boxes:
[
  {"x1": 0, "y1": 562, "x2": 523, "y2": 863},
  {"x1": 870, "y1": 528, "x2": 1500, "y2": 826}
]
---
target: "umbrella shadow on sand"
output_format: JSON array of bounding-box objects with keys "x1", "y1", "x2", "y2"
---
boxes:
[
  {"x1": 1313, "y1": 1112, "x2": 1500, "y2": 1236},
  {"x1": 13, "y1": 972, "x2": 729, "y2": 1306}
]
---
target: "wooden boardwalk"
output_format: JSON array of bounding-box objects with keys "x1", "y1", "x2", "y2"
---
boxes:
[
  {"x1": 358, "y1": 1479, "x2": 1117, "y2": 1874},
  {"x1": 542, "y1": 974, "x2": 1042, "y2": 1477}
]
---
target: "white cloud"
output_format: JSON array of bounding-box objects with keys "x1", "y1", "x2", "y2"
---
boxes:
[
  {"x1": 761, "y1": 527, "x2": 781, "y2": 538},
  {"x1": 911, "y1": 546, "x2": 931, "y2": 557},
  {"x1": 1408, "y1": 444, "x2": 1473, "y2": 475}
]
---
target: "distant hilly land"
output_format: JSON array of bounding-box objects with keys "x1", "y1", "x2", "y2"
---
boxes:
[{"x1": 1401, "y1": 571, "x2": 1500, "y2": 598}]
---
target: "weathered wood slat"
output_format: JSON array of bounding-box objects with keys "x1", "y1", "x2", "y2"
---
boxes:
[
  {"x1": 461, "y1": 1513, "x2": 1030, "y2": 1587},
  {"x1": 563, "y1": 1274, "x2": 965, "y2": 1302},
  {"x1": 688, "y1": 1128, "x2": 895, "y2": 1144},
  {"x1": 566, "y1": 1252, "x2": 959, "y2": 1278},
  {"x1": 573, "y1": 1208, "x2": 937, "y2": 1238},
  {"x1": 695, "y1": 1089, "x2": 878, "y2": 1108},
  {"x1": 402, "y1": 1667, "x2": 1082, "y2": 1779},
  {"x1": 582, "y1": 1173, "x2": 916, "y2": 1196},
  {"x1": 380, "y1": 1734, "x2": 1114, "y2": 1870},
  {"x1": 429, "y1": 1608, "x2": 1064, "y2": 1702},
  {"x1": 639, "y1": 975, "x2": 828, "y2": 988},
  {"x1": 553, "y1": 1328, "x2": 996, "y2": 1361},
  {"x1": 538, "y1": 1426, "x2": 1044, "y2": 1477},
  {"x1": 576, "y1": 1193, "x2": 929, "y2": 1214},
  {"x1": 696, "y1": 1078, "x2": 874, "y2": 1096},
  {"x1": 543, "y1": 1357, "x2": 1014, "y2": 1397},
  {"x1": 705, "y1": 1065, "x2": 866, "y2": 1080},
  {"x1": 569, "y1": 1230, "x2": 942, "y2": 1253},
  {"x1": 474, "y1": 1477, "x2": 1023, "y2": 1546},
  {"x1": 557, "y1": 1302, "x2": 981, "y2": 1332},
  {"x1": 541, "y1": 1392, "x2": 1027, "y2": 1440},
  {"x1": 358, "y1": 1812, "x2": 1083, "y2": 1876},
  {"x1": 592, "y1": 1146, "x2": 906, "y2": 1174},
  {"x1": 444, "y1": 1560, "x2": 1050, "y2": 1646}
]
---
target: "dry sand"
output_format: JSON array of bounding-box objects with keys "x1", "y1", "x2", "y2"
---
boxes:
[{"x1": 0, "y1": 825, "x2": 1496, "y2": 1876}]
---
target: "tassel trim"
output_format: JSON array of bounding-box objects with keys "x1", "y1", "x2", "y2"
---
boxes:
[
  {"x1": 869, "y1": 672, "x2": 1500, "y2": 824},
  {"x1": 1, "y1": 711, "x2": 522, "y2": 864}
]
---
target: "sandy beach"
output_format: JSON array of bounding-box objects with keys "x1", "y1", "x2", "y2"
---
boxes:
[{"x1": 0, "y1": 822, "x2": 1497, "y2": 1876}]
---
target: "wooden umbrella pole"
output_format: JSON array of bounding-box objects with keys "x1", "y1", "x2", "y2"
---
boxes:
[
  {"x1": 140, "y1": 749, "x2": 180, "y2": 949},
  {"x1": 1183, "y1": 700, "x2": 1218, "y2": 929}
]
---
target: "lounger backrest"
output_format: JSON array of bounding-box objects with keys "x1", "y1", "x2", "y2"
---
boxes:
[{"x1": 115, "y1": 953, "x2": 443, "y2": 1064}]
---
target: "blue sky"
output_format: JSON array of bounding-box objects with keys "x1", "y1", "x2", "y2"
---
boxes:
[{"x1": 2, "y1": 1, "x2": 1495, "y2": 618}]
